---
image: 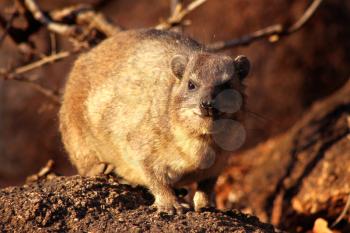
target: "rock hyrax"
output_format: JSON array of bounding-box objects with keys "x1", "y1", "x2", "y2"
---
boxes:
[{"x1": 59, "y1": 29, "x2": 250, "y2": 214}]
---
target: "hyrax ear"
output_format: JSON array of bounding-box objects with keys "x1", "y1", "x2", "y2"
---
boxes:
[
  {"x1": 171, "y1": 54, "x2": 188, "y2": 79},
  {"x1": 234, "y1": 55, "x2": 250, "y2": 81}
]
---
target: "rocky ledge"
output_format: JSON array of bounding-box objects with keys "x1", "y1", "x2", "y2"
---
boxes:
[{"x1": 0, "y1": 175, "x2": 279, "y2": 232}]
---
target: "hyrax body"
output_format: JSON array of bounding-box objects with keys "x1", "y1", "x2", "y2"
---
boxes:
[{"x1": 60, "y1": 29, "x2": 249, "y2": 214}]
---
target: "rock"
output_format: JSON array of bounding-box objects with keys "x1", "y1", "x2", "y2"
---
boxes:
[
  {"x1": 0, "y1": 175, "x2": 278, "y2": 233},
  {"x1": 217, "y1": 81, "x2": 350, "y2": 232}
]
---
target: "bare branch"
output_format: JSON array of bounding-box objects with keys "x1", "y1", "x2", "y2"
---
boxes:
[
  {"x1": 75, "y1": 10, "x2": 121, "y2": 37},
  {"x1": 0, "y1": 49, "x2": 82, "y2": 105},
  {"x1": 0, "y1": 7, "x2": 38, "y2": 54},
  {"x1": 49, "y1": 4, "x2": 91, "y2": 20},
  {"x1": 21, "y1": 0, "x2": 121, "y2": 48},
  {"x1": 26, "y1": 160, "x2": 56, "y2": 183},
  {"x1": 14, "y1": 51, "x2": 72, "y2": 75},
  {"x1": 207, "y1": 0, "x2": 323, "y2": 51},
  {"x1": 23, "y1": 81, "x2": 61, "y2": 105},
  {"x1": 0, "y1": 11, "x2": 18, "y2": 47},
  {"x1": 49, "y1": 33, "x2": 57, "y2": 55},
  {"x1": 331, "y1": 193, "x2": 350, "y2": 227},
  {"x1": 287, "y1": 0, "x2": 323, "y2": 34},
  {"x1": 156, "y1": 0, "x2": 207, "y2": 30},
  {"x1": 50, "y1": 4, "x2": 122, "y2": 37},
  {"x1": 0, "y1": 47, "x2": 85, "y2": 104},
  {"x1": 23, "y1": 0, "x2": 76, "y2": 36},
  {"x1": 170, "y1": 0, "x2": 181, "y2": 15},
  {"x1": 0, "y1": 70, "x2": 61, "y2": 105}
]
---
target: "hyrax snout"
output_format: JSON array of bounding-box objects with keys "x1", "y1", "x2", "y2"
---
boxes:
[{"x1": 59, "y1": 29, "x2": 250, "y2": 214}]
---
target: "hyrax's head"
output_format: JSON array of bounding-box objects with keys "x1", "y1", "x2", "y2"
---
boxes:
[{"x1": 170, "y1": 53, "x2": 250, "y2": 136}]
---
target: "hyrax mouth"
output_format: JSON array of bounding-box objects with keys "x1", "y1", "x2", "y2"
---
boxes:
[{"x1": 194, "y1": 107, "x2": 225, "y2": 119}]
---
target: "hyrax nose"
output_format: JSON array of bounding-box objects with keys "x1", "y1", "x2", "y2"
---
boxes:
[
  {"x1": 201, "y1": 99, "x2": 212, "y2": 109},
  {"x1": 200, "y1": 98, "x2": 214, "y2": 116}
]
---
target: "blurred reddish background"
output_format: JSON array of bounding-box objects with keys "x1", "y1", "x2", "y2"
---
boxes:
[{"x1": 0, "y1": 0, "x2": 349, "y2": 187}]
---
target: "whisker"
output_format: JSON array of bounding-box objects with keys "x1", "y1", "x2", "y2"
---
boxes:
[
  {"x1": 244, "y1": 108, "x2": 267, "y2": 122},
  {"x1": 245, "y1": 127, "x2": 266, "y2": 133}
]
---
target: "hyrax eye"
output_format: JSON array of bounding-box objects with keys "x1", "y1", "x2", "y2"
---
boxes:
[{"x1": 188, "y1": 80, "x2": 197, "y2": 90}]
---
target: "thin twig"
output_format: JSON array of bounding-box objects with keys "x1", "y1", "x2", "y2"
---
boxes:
[
  {"x1": 207, "y1": 0, "x2": 323, "y2": 51},
  {"x1": 14, "y1": 51, "x2": 72, "y2": 75},
  {"x1": 287, "y1": 0, "x2": 323, "y2": 34},
  {"x1": 25, "y1": 81, "x2": 61, "y2": 105},
  {"x1": 168, "y1": 0, "x2": 184, "y2": 32},
  {"x1": 49, "y1": 4, "x2": 91, "y2": 21},
  {"x1": 24, "y1": 0, "x2": 121, "y2": 43},
  {"x1": 50, "y1": 4, "x2": 122, "y2": 36},
  {"x1": 0, "y1": 70, "x2": 61, "y2": 105},
  {"x1": 0, "y1": 11, "x2": 18, "y2": 47},
  {"x1": 23, "y1": 0, "x2": 76, "y2": 35},
  {"x1": 0, "y1": 49, "x2": 83, "y2": 104},
  {"x1": 49, "y1": 33, "x2": 57, "y2": 55},
  {"x1": 0, "y1": 13, "x2": 37, "y2": 55},
  {"x1": 331, "y1": 193, "x2": 350, "y2": 227},
  {"x1": 170, "y1": 0, "x2": 181, "y2": 15},
  {"x1": 156, "y1": 0, "x2": 207, "y2": 30},
  {"x1": 0, "y1": 49, "x2": 80, "y2": 105},
  {"x1": 26, "y1": 159, "x2": 56, "y2": 183},
  {"x1": 75, "y1": 10, "x2": 121, "y2": 37},
  {"x1": 0, "y1": 1, "x2": 121, "y2": 106}
]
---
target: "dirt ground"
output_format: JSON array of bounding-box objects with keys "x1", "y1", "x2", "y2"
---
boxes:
[{"x1": 0, "y1": 175, "x2": 279, "y2": 233}]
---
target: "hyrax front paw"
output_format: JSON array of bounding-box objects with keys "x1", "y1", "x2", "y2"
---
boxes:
[
  {"x1": 154, "y1": 198, "x2": 189, "y2": 215},
  {"x1": 86, "y1": 162, "x2": 115, "y2": 176},
  {"x1": 193, "y1": 191, "x2": 212, "y2": 212}
]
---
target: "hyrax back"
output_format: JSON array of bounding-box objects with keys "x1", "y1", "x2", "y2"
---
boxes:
[{"x1": 60, "y1": 29, "x2": 250, "y2": 214}]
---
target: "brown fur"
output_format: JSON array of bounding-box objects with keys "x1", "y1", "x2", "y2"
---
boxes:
[{"x1": 59, "y1": 29, "x2": 249, "y2": 213}]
